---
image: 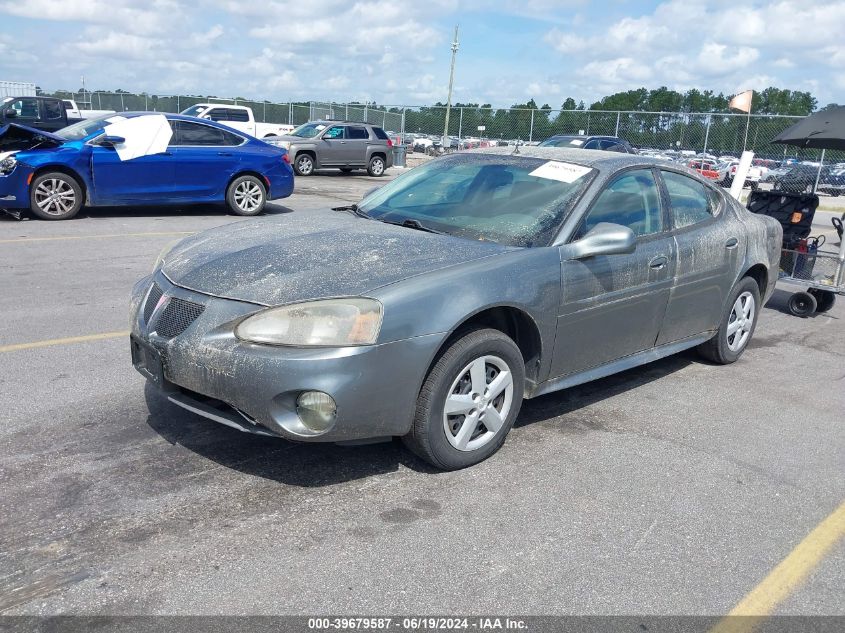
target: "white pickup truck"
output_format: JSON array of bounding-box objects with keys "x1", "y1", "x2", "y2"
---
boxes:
[
  {"x1": 61, "y1": 99, "x2": 115, "y2": 120},
  {"x1": 180, "y1": 104, "x2": 294, "y2": 138}
]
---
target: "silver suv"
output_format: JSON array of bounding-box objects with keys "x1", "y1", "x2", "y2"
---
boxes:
[{"x1": 267, "y1": 121, "x2": 394, "y2": 177}]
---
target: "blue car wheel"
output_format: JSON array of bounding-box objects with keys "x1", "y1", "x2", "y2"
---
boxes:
[
  {"x1": 30, "y1": 172, "x2": 83, "y2": 221},
  {"x1": 226, "y1": 175, "x2": 267, "y2": 216}
]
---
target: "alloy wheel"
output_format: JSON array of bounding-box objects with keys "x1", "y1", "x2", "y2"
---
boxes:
[
  {"x1": 726, "y1": 291, "x2": 755, "y2": 352},
  {"x1": 370, "y1": 158, "x2": 384, "y2": 175},
  {"x1": 442, "y1": 355, "x2": 513, "y2": 452},
  {"x1": 233, "y1": 180, "x2": 263, "y2": 213},
  {"x1": 34, "y1": 178, "x2": 75, "y2": 216},
  {"x1": 297, "y1": 156, "x2": 313, "y2": 175}
]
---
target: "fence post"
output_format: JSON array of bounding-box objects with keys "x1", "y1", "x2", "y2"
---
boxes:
[
  {"x1": 120, "y1": 93, "x2": 124, "y2": 112},
  {"x1": 289, "y1": 102, "x2": 292, "y2": 125},
  {"x1": 529, "y1": 109, "x2": 535, "y2": 143},
  {"x1": 813, "y1": 149, "x2": 825, "y2": 194},
  {"x1": 458, "y1": 107, "x2": 463, "y2": 142},
  {"x1": 345, "y1": 103, "x2": 349, "y2": 120},
  {"x1": 586, "y1": 112, "x2": 590, "y2": 135},
  {"x1": 177, "y1": 95, "x2": 180, "y2": 112},
  {"x1": 614, "y1": 111, "x2": 620, "y2": 136},
  {"x1": 702, "y1": 115, "x2": 711, "y2": 156},
  {"x1": 401, "y1": 108, "x2": 406, "y2": 140},
  {"x1": 383, "y1": 110, "x2": 386, "y2": 128},
  {"x1": 364, "y1": 103, "x2": 368, "y2": 123},
  {"x1": 144, "y1": 94, "x2": 148, "y2": 110},
  {"x1": 263, "y1": 101, "x2": 266, "y2": 123}
]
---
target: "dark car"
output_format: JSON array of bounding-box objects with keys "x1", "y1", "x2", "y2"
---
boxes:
[
  {"x1": 0, "y1": 96, "x2": 73, "y2": 132},
  {"x1": 130, "y1": 147, "x2": 781, "y2": 470},
  {"x1": 539, "y1": 134, "x2": 637, "y2": 154},
  {"x1": 266, "y1": 121, "x2": 394, "y2": 177},
  {"x1": 774, "y1": 165, "x2": 845, "y2": 196},
  {"x1": 0, "y1": 113, "x2": 293, "y2": 220}
]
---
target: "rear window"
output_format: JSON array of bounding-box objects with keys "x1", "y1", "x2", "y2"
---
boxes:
[
  {"x1": 348, "y1": 126, "x2": 369, "y2": 140},
  {"x1": 372, "y1": 127, "x2": 389, "y2": 140}
]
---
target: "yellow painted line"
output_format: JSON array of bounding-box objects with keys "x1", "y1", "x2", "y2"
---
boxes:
[
  {"x1": 709, "y1": 500, "x2": 845, "y2": 633},
  {"x1": 0, "y1": 231, "x2": 193, "y2": 244},
  {"x1": 0, "y1": 331, "x2": 130, "y2": 353}
]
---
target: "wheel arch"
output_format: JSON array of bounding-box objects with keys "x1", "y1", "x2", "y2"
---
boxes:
[
  {"x1": 421, "y1": 305, "x2": 544, "y2": 395},
  {"x1": 227, "y1": 170, "x2": 268, "y2": 193},
  {"x1": 293, "y1": 149, "x2": 317, "y2": 167},
  {"x1": 31, "y1": 165, "x2": 89, "y2": 203},
  {"x1": 741, "y1": 262, "x2": 768, "y2": 297}
]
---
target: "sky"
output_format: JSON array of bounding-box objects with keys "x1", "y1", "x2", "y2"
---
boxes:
[{"x1": 0, "y1": 0, "x2": 841, "y2": 109}]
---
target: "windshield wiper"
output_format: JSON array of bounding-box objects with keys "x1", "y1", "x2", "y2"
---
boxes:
[
  {"x1": 378, "y1": 218, "x2": 446, "y2": 235},
  {"x1": 332, "y1": 203, "x2": 372, "y2": 219}
]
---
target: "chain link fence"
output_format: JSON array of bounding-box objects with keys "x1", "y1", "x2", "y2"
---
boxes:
[{"x1": 43, "y1": 91, "x2": 844, "y2": 194}]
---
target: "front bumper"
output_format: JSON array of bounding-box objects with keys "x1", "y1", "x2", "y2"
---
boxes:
[
  {"x1": 131, "y1": 272, "x2": 443, "y2": 442},
  {"x1": 0, "y1": 163, "x2": 34, "y2": 209}
]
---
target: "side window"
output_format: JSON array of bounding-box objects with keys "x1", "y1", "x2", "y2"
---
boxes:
[
  {"x1": 348, "y1": 126, "x2": 369, "y2": 140},
  {"x1": 322, "y1": 126, "x2": 345, "y2": 139},
  {"x1": 662, "y1": 171, "x2": 718, "y2": 229},
  {"x1": 221, "y1": 129, "x2": 245, "y2": 146},
  {"x1": 204, "y1": 108, "x2": 228, "y2": 122},
  {"x1": 226, "y1": 109, "x2": 250, "y2": 122},
  {"x1": 583, "y1": 139, "x2": 600, "y2": 150},
  {"x1": 8, "y1": 98, "x2": 39, "y2": 119},
  {"x1": 372, "y1": 127, "x2": 389, "y2": 140},
  {"x1": 575, "y1": 169, "x2": 663, "y2": 239},
  {"x1": 43, "y1": 100, "x2": 63, "y2": 120},
  {"x1": 173, "y1": 120, "x2": 227, "y2": 146}
]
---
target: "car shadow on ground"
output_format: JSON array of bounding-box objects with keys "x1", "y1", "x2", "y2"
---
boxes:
[
  {"x1": 143, "y1": 352, "x2": 696, "y2": 487},
  {"x1": 0, "y1": 202, "x2": 295, "y2": 222}
]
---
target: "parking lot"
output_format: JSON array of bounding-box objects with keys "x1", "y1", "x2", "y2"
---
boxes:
[{"x1": 0, "y1": 169, "x2": 842, "y2": 617}]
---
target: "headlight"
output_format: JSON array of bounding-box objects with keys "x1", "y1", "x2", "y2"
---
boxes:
[
  {"x1": 152, "y1": 238, "x2": 183, "y2": 272},
  {"x1": 267, "y1": 139, "x2": 291, "y2": 150},
  {"x1": 0, "y1": 155, "x2": 16, "y2": 175},
  {"x1": 235, "y1": 298, "x2": 383, "y2": 347}
]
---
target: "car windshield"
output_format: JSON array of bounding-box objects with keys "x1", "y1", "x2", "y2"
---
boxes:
[
  {"x1": 539, "y1": 136, "x2": 586, "y2": 148},
  {"x1": 181, "y1": 105, "x2": 208, "y2": 117},
  {"x1": 357, "y1": 154, "x2": 596, "y2": 247},
  {"x1": 56, "y1": 114, "x2": 125, "y2": 140},
  {"x1": 289, "y1": 122, "x2": 328, "y2": 138}
]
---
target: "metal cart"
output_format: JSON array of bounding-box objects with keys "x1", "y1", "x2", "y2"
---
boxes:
[{"x1": 778, "y1": 229, "x2": 844, "y2": 316}]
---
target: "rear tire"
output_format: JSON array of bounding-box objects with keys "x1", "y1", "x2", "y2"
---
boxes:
[
  {"x1": 226, "y1": 175, "x2": 266, "y2": 216},
  {"x1": 787, "y1": 291, "x2": 817, "y2": 317},
  {"x1": 697, "y1": 277, "x2": 760, "y2": 364},
  {"x1": 367, "y1": 155, "x2": 386, "y2": 177},
  {"x1": 808, "y1": 288, "x2": 835, "y2": 313},
  {"x1": 29, "y1": 172, "x2": 83, "y2": 220},
  {"x1": 402, "y1": 328, "x2": 525, "y2": 470}
]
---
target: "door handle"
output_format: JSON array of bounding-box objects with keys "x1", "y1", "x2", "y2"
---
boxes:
[
  {"x1": 217, "y1": 152, "x2": 233, "y2": 156},
  {"x1": 649, "y1": 255, "x2": 668, "y2": 269},
  {"x1": 725, "y1": 237, "x2": 739, "y2": 249},
  {"x1": 340, "y1": 141, "x2": 347, "y2": 144}
]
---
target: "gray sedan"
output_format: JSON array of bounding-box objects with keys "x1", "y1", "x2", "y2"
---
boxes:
[{"x1": 130, "y1": 148, "x2": 782, "y2": 470}]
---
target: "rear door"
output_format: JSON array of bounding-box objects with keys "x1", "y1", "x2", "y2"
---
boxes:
[
  {"x1": 655, "y1": 170, "x2": 744, "y2": 344},
  {"x1": 345, "y1": 125, "x2": 371, "y2": 166},
  {"x1": 168, "y1": 120, "x2": 244, "y2": 199},
  {"x1": 552, "y1": 168, "x2": 676, "y2": 378}
]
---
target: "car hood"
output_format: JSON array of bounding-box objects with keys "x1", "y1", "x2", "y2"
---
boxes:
[
  {"x1": 0, "y1": 123, "x2": 65, "y2": 153},
  {"x1": 162, "y1": 212, "x2": 513, "y2": 306}
]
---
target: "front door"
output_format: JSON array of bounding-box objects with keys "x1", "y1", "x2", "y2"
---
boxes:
[
  {"x1": 90, "y1": 143, "x2": 177, "y2": 205},
  {"x1": 551, "y1": 168, "x2": 675, "y2": 378},
  {"x1": 319, "y1": 125, "x2": 355, "y2": 165}
]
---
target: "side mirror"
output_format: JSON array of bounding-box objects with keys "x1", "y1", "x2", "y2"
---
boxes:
[
  {"x1": 100, "y1": 135, "x2": 126, "y2": 146},
  {"x1": 563, "y1": 222, "x2": 636, "y2": 260},
  {"x1": 4, "y1": 108, "x2": 17, "y2": 118}
]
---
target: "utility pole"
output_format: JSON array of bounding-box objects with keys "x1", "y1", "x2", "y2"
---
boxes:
[{"x1": 442, "y1": 24, "x2": 459, "y2": 148}]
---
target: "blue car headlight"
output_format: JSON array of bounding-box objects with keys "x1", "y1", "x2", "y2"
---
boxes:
[
  {"x1": 235, "y1": 298, "x2": 383, "y2": 347},
  {"x1": 0, "y1": 155, "x2": 17, "y2": 175}
]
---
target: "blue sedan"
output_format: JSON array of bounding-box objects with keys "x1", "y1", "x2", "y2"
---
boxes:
[{"x1": 0, "y1": 113, "x2": 294, "y2": 220}]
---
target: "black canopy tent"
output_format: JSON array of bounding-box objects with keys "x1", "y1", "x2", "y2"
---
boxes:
[{"x1": 771, "y1": 106, "x2": 845, "y2": 193}]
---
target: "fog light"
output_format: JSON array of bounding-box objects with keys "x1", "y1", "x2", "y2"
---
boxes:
[{"x1": 296, "y1": 391, "x2": 337, "y2": 433}]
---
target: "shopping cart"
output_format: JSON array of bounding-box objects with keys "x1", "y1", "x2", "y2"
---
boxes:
[{"x1": 777, "y1": 233, "x2": 844, "y2": 316}]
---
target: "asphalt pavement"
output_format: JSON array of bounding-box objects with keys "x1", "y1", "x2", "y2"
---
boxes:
[{"x1": 0, "y1": 169, "x2": 842, "y2": 616}]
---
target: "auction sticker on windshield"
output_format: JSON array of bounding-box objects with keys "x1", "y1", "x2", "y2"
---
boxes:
[{"x1": 529, "y1": 161, "x2": 592, "y2": 183}]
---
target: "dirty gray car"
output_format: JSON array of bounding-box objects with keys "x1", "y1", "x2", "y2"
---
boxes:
[{"x1": 130, "y1": 148, "x2": 782, "y2": 470}]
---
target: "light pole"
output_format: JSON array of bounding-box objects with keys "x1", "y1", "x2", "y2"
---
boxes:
[{"x1": 442, "y1": 25, "x2": 459, "y2": 148}]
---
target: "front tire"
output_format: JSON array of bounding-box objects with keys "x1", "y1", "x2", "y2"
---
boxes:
[
  {"x1": 226, "y1": 175, "x2": 266, "y2": 216},
  {"x1": 402, "y1": 328, "x2": 525, "y2": 470},
  {"x1": 697, "y1": 277, "x2": 760, "y2": 364},
  {"x1": 29, "y1": 172, "x2": 83, "y2": 220},
  {"x1": 367, "y1": 155, "x2": 386, "y2": 177}
]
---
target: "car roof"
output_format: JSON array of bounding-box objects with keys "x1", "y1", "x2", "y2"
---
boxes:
[
  {"x1": 546, "y1": 134, "x2": 625, "y2": 141},
  {"x1": 468, "y1": 146, "x2": 661, "y2": 169}
]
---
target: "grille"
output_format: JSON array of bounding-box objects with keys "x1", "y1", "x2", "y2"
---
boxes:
[
  {"x1": 153, "y1": 297, "x2": 205, "y2": 338},
  {"x1": 143, "y1": 283, "x2": 163, "y2": 323}
]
